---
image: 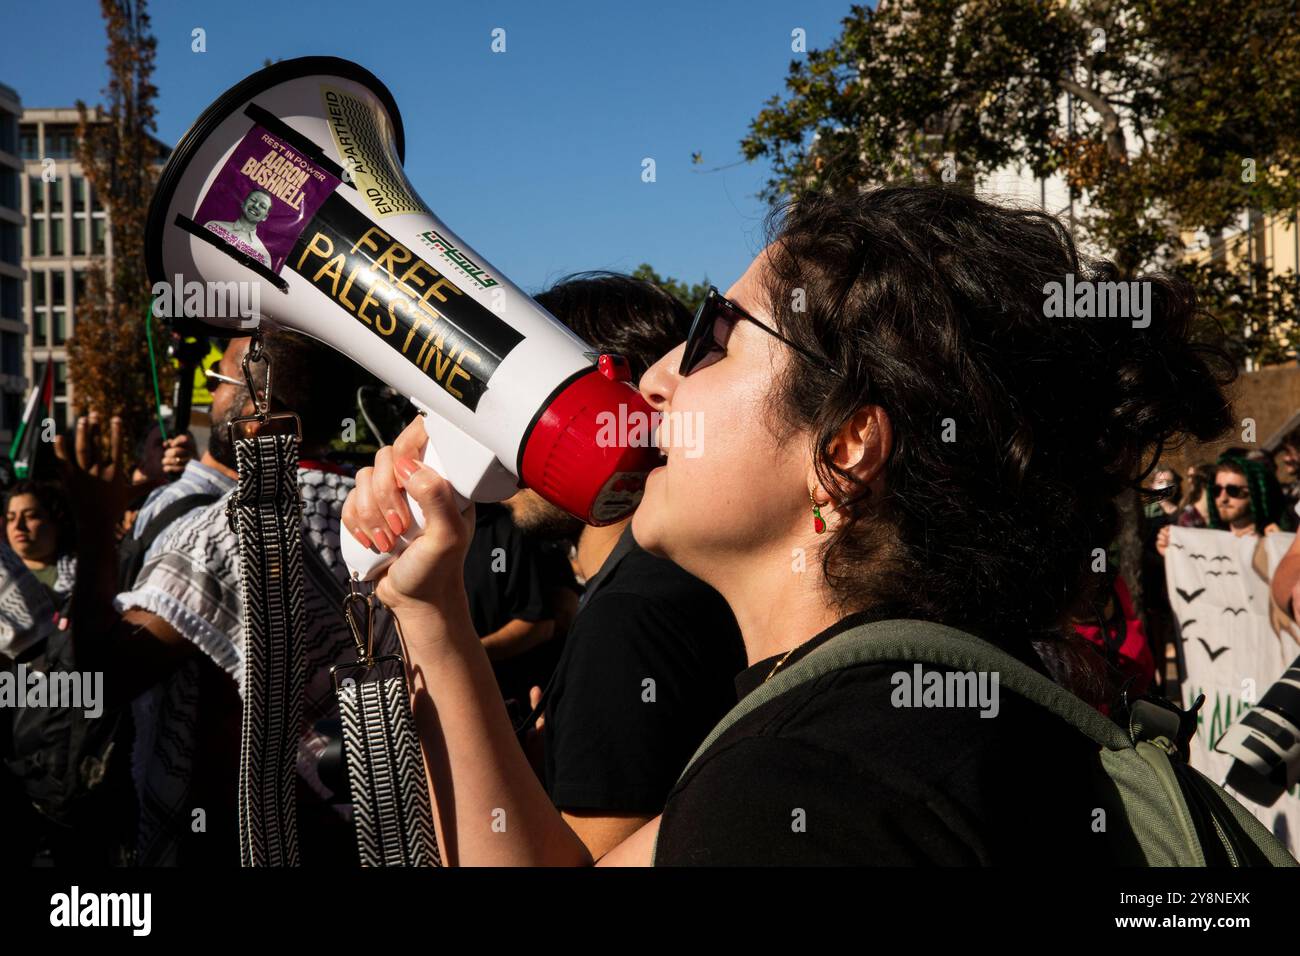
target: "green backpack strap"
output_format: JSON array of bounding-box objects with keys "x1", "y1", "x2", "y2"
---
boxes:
[{"x1": 657, "y1": 618, "x2": 1298, "y2": 867}]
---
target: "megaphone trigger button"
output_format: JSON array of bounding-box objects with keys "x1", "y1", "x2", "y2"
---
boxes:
[{"x1": 597, "y1": 354, "x2": 631, "y2": 382}]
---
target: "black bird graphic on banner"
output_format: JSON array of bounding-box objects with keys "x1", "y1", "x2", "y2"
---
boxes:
[
  {"x1": 1179, "y1": 619, "x2": 1198, "y2": 631},
  {"x1": 1211, "y1": 555, "x2": 1231, "y2": 563},
  {"x1": 1190, "y1": 553, "x2": 1207, "y2": 561},
  {"x1": 1176, "y1": 587, "x2": 1205, "y2": 603},
  {"x1": 1196, "y1": 638, "x2": 1229, "y2": 661},
  {"x1": 1206, "y1": 571, "x2": 1223, "y2": 577},
  {"x1": 1222, "y1": 607, "x2": 1247, "y2": 616}
]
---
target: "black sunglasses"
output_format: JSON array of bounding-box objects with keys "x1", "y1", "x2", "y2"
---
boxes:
[
  {"x1": 1212, "y1": 483, "x2": 1250, "y2": 500},
  {"x1": 679, "y1": 286, "x2": 841, "y2": 377}
]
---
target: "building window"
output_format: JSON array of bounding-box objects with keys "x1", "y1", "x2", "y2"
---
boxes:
[
  {"x1": 28, "y1": 217, "x2": 42, "y2": 257},
  {"x1": 72, "y1": 216, "x2": 85, "y2": 256},
  {"x1": 0, "y1": 116, "x2": 16, "y2": 156},
  {"x1": 52, "y1": 309, "x2": 66, "y2": 345},
  {"x1": 32, "y1": 270, "x2": 45, "y2": 307},
  {"x1": 71, "y1": 175, "x2": 85, "y2": 208},
  {"x1": 49, "y1": 178, "x2": 63, "y2": 213},
  {"x1": 18, "y1": 129, "x2": 37, "y2": 159},
  {"x1": 72, "y1": 270, "x2": 85, "y2": 303},
  {"x1": 2, "y1": 393, "x2": 19, "y2": 435},
  {"x1": 51, "y1": 271, "x2": 65, "y2": 306},
  {"x1": 0, "y1": 170, "x2": 16, "y2": 208},
  {"x1": 91, "y1": 216, "x2": 106, "y2": 255},
  {"x1": 50, "y1": 218, "x2": 63, "y2": 256},
  {"x1": 89, "y1": 183, "x2": 102, "y2": 212},
  {"x1": 0, "y1": 223, "x2": 18, "y2": 265},
  {"x1": 27, "y1": 176, "x2": 43, "y2": 213},
  {"x1": 46, "y1": 127, "x2": 77, "y2": 160},
  {"x1": 1, "y1": 332, "x2": 19, "y2": 377},
  {"x1": 0, "y1": 276, "x2": 17, "y2": 319},
  {"x1": 34, "y1": 309, "x2": 46, "y2": 344}
]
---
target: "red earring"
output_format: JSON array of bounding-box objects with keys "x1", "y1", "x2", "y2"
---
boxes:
[{"x1": 810, "y1": 489, "x2": 826, "y2": 534}]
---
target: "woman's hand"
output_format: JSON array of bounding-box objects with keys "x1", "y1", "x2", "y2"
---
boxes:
[
  {"x1": 1156, "y1": 524, "x2": 1171, "y2": 557},
  {"x1": 342, "y1": 416, "x2": 476, "y2": 616}
]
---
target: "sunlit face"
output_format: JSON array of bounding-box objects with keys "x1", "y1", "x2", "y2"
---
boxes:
[
  {"x1": 632, "y1": 250, "x2": 810, "y2": 585},
  {"x1": 1214, "y1": 467, "x2": 1251, "y2": 524},
  {"x1": 1282, "y1": 444, "x2": 1300, "y2": 479},
  {"x1": 242, "y1": 191, "x2": 271, "y2": 224},
  {"x1": 6, "y1": 493, "x2": 58, "y2": 564},
  {"x1": 206, "y1": 337, "x2": 255, "y2": 470}
]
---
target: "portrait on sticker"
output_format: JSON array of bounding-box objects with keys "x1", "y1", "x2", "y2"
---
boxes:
[{"x1": 193, "y1": 123, "x2": 340, "y2": 273}]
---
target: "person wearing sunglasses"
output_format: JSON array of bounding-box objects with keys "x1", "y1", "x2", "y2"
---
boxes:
[
  {"x1": 342, "y1": 183, "x2": 1235, "y2": 865},
  {"x1": 1157, "y1": 455, "x2": 1293, "y2": 558}
]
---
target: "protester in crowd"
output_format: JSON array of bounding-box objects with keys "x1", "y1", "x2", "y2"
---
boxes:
[
  {"x1": 0, "y1": 432, "x2": 139, "y2": 865},
  {"x1": 485, "y1": 273, "x2": 745, "y2": 856},
  {"x1": 1278, "y1": 427, "x2": 1300, "y2": 509},
  {"x1": 1175, "y1": 463, "x2": 1216, "y2": 528},
  {"x1": 1143, "y1": 468, "x2": 1180, "y2": 520},
  {"x1": 66, "y1": 330, "x2": 379, "y2": 865},
  {"x1": 1158, "y1": 454, "x2": 1292, "y2": 557},
  {"x1": 343, "y1": 183, "x2": 1235, "y2": 865},
  {"x1": 4, "y1": 479, "x2": 75, "y2": 605}
]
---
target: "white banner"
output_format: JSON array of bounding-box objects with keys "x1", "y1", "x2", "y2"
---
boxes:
[{"x1": 1164, "y1": 525, "x2": 1300, "y2": 852}]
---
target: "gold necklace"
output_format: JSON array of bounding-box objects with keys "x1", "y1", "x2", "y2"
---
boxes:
[{"x1": 764, "y1": 647, "x2": 798, "y2": 683}]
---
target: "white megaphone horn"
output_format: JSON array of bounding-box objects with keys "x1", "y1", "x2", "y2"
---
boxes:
[{"x1": 146, "y1": 57, "x2": 661, "y2": 581}]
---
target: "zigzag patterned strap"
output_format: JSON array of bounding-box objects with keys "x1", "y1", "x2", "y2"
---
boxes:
[
  {"x1": 335, "y1": 659, "x2": 441, "y2": 867},
  {"x1": 232, "y1": 433, "x2": 306, "y2": 867}
]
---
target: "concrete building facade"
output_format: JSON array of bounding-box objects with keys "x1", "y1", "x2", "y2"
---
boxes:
[{"x1": 0, "y1": 84, "x2": 25, "y2": 445}]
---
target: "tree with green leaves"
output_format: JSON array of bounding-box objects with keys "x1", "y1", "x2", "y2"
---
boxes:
[
  {"x1": 741, "y1": 0, "x2": 1299, "y2": 358},
  {"x1": 631, "y1": 263, "x2": 710, "y2": 314},
  {"x1": 68, "y1": 0, "x2": 170, "y2": 452}
]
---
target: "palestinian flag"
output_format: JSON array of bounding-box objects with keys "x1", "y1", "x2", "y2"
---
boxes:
[{"x1": 10, "y1": 359, "x2": 54, "y2": 479}]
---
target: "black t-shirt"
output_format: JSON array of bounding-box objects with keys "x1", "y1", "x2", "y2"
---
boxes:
[
  {"x1": 654, "y1": 609, "x2": 1114, "y2": 865},
  {"x1": 543, "y1": 526, "x2": 746, "y2": 814},
  {"x1": 462, "y1": 503, "x2": 548, "y2": 637}
]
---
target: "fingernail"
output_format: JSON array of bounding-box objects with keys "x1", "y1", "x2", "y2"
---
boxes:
[
  {"x1": 352, "y1": 527, "x2": 373, "y2": 549},
  {"x1": 395, "y1": 457, "x2": 420, "y2": 482},
  {"x1": 384, "y1": 509, "x2": 404, "y2": 536},
  {"x1": 371, "y1": 527, "x2": 392, "y2": 551}
]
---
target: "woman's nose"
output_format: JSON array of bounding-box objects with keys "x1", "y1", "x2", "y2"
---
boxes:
[{"x1": 639, "y1": 343, "x2": 684, "y2": 412}]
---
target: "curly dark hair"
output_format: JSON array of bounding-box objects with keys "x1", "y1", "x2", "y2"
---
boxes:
[
  {"x1": 535, "y1": 272, "x2": 693, "y2": 380},
  {"x1": 758, "y1": 185, "x2": 1235, "y2": 684}
]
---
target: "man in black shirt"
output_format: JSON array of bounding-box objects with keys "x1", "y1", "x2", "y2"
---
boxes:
[
  {"x1": 461, "y1": 502, "x2": 575, "y2": 708},
  {"x1": 506, "y1": 273, "x2": 746, "y2": 857}
]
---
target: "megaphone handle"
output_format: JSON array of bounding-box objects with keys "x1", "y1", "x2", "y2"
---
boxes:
[{"x1": 341, "y1": 421, "x2": 471, "y2": 583}]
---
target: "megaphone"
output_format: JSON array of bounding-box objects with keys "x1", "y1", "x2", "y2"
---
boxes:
[
  {"x1": 146, "y1": 57, "x2": 660, "y2": 581},
  {"x1": 1216, "y1": 656, "x2": 1300, "y2": 806}
]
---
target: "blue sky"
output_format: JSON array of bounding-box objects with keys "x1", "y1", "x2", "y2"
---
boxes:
[{"x1": 2, "y1": 0, "x2": 855, "y2": 294}]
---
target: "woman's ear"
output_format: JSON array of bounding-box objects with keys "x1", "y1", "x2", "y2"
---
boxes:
[{"x1": 828, "y1": 405, "x2": 892, "y2": 489}]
